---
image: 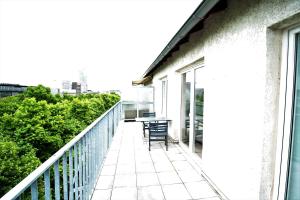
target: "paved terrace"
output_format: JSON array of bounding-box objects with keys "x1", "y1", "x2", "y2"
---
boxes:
[{"x1": 92, "y1": 121, "x2": 222, "y2": 200}]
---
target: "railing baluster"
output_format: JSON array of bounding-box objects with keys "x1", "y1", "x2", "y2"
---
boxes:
[
  {"x1": 91, "y1": 129, "x2": 95, "y2": 188},
  {"x1": 54, "y1": 161, "x2": 60, "y2": 200},
  {"x1": 82, "y1": 137, "x2": 86, "y2": 200},
  {"x1": 88, "y1": 132, "x2": 92, "y2": 198},
  {"x1": 44, "y1": 169, "x2": 51, "y2": 200},
  {"x1": 63, "y1": 153, "x2": 68, "y2": 200},
  {"x1": 111, "y1": 109, "x2": 115, "y2": 136},
  {"x1": 31, "y1": 181, "x2": 38, "y2": 200},
  {"x1": 99, "y1": 121, "x2": 104, "y2": 170},
  {"x1": 74, "y1": 144, "x2": 78, "y2": 200},
  {"x1": 85, "y1": 136, "x2": 88, "y2": 200},
  {"x1": 96, "y1": 123, "x2": 101, "y2": 173},
  {"x1": 69, "y1": 148, "x2": 73, "y2": 200},
  {"x1": 107, "y1": 115, "x2": 110, "y2": 149},
  {"x1": 90, "y1": 130, "x2": 93, "y2": 191},
  {"x1": 79, "y1": 140, "x2": 83, "y2": 199}
]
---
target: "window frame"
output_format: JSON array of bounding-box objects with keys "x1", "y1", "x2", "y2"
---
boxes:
[
  {"x1": 273, "y1": 26, "x2": 300, "y2": 200},
  {"x1": 160, "y1": 76, "x2": 168, "y2": 117},
  {"x1": 178, "y1": 60, "x2": 205, "y2": 153}
]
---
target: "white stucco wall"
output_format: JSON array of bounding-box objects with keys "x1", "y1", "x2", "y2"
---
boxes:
[{"x1": 149, "y1": 1, "x2": 300, "y2": 199}]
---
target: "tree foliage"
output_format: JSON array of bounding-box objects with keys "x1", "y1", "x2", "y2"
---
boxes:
[{"x1": 0, "y1": 85, "x2": 120, "y2": 197}]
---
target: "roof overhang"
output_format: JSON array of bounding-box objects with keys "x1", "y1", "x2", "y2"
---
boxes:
[{"x1": 142, "y1": 0, "x2": 226, "y2": 77}]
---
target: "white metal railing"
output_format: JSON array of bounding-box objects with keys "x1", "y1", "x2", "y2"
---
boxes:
[{"x1": 1, "y1": 102, "x2": 122, "y2": 200}]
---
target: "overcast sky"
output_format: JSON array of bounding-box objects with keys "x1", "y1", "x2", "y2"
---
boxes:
[{"x1": 0, "y1": 0, "x2": 202, "y2": 92}]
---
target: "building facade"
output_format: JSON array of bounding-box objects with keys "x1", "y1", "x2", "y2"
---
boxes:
[
  {"x1": 0, "y1": 83, "x2": 27, "y2": 98},
  {"x1": 140, "y1": 0, "x2": 300, "y2": 199}
]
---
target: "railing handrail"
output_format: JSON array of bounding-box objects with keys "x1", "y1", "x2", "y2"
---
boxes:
[
  {"x1": 1, "y1": 101, "x2": 121, "y2": 200},
  {"x1": 122, "y1": 100, "x2": 154, "y2": 104}
]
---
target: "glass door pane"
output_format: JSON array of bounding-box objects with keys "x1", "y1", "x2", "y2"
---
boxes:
[
  {"x1": 182, "y1": 72, "x2": 192, "y2": 146},
  {"x1": 194, "y1": 68, "x2": 204, "y2": 158},
  {"x1": 287, "y1": 33, "x2": 300, "y2": 200}
]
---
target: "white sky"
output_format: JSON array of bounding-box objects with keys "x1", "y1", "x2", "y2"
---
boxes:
[{"x1": 0, "y1": 0, "x2": 202, "y2": 92}]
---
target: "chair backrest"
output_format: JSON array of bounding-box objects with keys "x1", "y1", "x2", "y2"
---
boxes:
[
  {"x1": 143, "y1": 112, "x2": 156, "y2": 117},
  {"x1": 149, "y1": 121, "x2": 168, "y2": 136}
]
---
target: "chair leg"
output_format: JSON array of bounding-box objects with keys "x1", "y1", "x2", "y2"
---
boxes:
[
  {"x1": 149, "y1": 137, "x2": 151, "y2": 151},
  {"x1": 166, "y1": 135, "x2": 168, "y2": 151},
  {"x1": 143, "y1": 123, "x2": 145, "y2": 137}
]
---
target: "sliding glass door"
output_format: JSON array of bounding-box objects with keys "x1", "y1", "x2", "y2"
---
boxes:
[
  {"x1": 181, "y1": 66, "x2": 204, "y2": 157},
  {"x1": 194, "y1": 68, "x2": 204, "y2": 157},
  {"x1": 182, "y1": 72, "x2": 192, "y2": 147}
]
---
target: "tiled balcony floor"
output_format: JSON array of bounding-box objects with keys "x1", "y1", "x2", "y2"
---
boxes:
[{"x1": 92, "y1": 121, "x2": 222, "y2": 200}]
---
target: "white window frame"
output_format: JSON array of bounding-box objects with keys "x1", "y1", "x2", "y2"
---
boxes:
[
  {"x1": 273, "y1": 26, "x2": 300, "y2": 200},
  {"x1": 178, "y1": 60, "x2": 205, "y2": 153},
  {"x1": 161, "y1": 76, "x2": 168, "y2": 117}
]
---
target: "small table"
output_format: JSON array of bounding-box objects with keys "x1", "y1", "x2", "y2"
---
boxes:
[{"x1": 135, "y1": 117, "x2": 171, "y2": 122}]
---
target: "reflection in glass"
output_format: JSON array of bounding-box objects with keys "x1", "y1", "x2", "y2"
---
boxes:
[
  {"x1": 182, "y1": 72, "x2": 191, "y2": 146},
  {"x1": 194, "y1": 68, "x2": 204, "y2": 158}
]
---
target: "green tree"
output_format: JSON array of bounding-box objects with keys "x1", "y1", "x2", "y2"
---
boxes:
[
  {"x1": 0, "y1": 86, "x2": 120, "y2": 196},
  {"x1": 0, "y1": 139, "x2": 40, "y2": 196},
  {"x1": 23, "y1": 85, "x2": 57, "y2": 104}
]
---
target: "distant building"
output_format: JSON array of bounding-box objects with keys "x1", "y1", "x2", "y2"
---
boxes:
[
  {"x1": 61, "y1": 80, "x2": 76, "y2": 94},
  {"x1": 62, "y1": 81, "x2": 72, "y2": 90},
  {"x1": 79, "y1": 71, "x2": 88, "y2": 93},
  {"x1": 73, "y1": 82, "x2": 81, "y2": 95},
  {"x1": 0, "y1": 83, "x2": 28, "y2": 98}
]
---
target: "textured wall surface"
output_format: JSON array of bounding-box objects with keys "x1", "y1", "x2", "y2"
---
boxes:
[{"x1": 150, "y1": 0, "x2": 300, "y2": 199}]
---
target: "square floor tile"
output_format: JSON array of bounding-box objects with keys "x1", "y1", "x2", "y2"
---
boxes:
[
  {"x1": 172, "y1": 161, "x2": 194, "y2": 171},
  {"x1": 185, "y1": 181, "x2": 218, "y2": 199},
  {"x1": 118, "y1": 157, "x2": 135, "y2": 165},
  {"x1": 151, "y1": 153, "x2": 169, "y2": 163},
  {"x1": 95, "y1": 175, "x2": 114, "y2": 189},
  {"x1": 111, "y1": 187, "x2": 137, "y2": 200},
  {"x1": 92, "y1": 189, "x2": 111, "y2": 200},
  {"x1": 136, "y1": 162, "x2": 155, "y2": 173},
  {"x1": 116, "y1": 164, "x2": 135, "y2": 174},
  {"x1": 162, "y1": 184, "x2": 191, "y2": 200},
  {"x1": 154, "y1": 162, "x2": 174, "y2": 172},
  {"x1": 103, "y1": 157, "x2": 118, "y2": 165},
  {"x1": 114, "y1": 174, "x2": 136, "y2": 187},
  {"x1": 138, "y1": 185, "x2": 165, "y2": 200},
  {"x1": 157, "y1": 171, "x2": 182, "y2": 185},
  {"x1": 137, "y1": 173, "x2": 159, "y2": 187},
  {"x1": 166, "y1": 153, "x2": 186, "y2": 161},
  {"x1": 177, "y1": 170, "x2": 203, "y2": 183},
  {"x1": 100, "y1": 165, "x2": 116, "y2": 176},
  {"x1": 136, "y1": 156, "x2": 152, "y2": 163}
]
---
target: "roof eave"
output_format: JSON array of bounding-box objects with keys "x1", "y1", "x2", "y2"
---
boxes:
[{"x1": 142, "y1": 0, "x2": 222, "y2": 78}]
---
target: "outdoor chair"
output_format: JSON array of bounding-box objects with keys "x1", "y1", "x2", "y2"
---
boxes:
[
  {"x1": 142, "y1": 112, "x2": 156, "y2": 137},
  {"x1": 148, "y1": 121, "x2": 168, "y2": 151}
]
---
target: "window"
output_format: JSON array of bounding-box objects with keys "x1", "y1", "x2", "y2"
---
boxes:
[
  {"x1": 276, "y1": 27, "x2": 300, "y2": 200},
  {"x1": 179, "y1": 61, "x2": 205, "y2": 157},
  {"x1": 161, "y1": 78, "x2": 167, "y2": 117}
]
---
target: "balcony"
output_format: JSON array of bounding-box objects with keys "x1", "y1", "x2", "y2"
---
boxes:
[{"x1": 1, "y1": 101, "x2": 222, "y2": 200}]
